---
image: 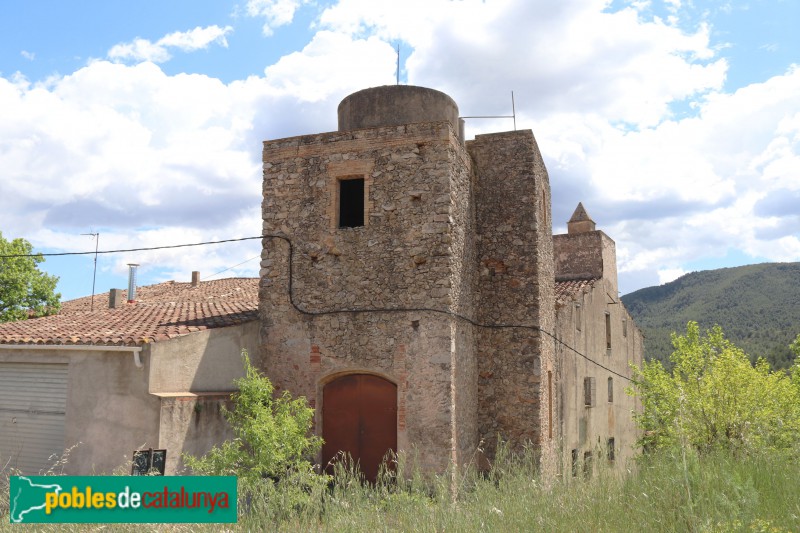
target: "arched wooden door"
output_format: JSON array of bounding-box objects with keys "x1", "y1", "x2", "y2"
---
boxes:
[{"x1": 322, "y1": 374, "x2": 397, "y2": 482}]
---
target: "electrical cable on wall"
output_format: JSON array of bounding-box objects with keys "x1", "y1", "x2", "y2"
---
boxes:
[{"x1": 0, "y1": 233, "x2": 634, "y2": 381}]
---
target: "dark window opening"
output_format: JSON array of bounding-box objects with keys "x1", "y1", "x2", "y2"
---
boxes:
[
  {"x1": 548, "y1": 370, "x2": 553, "y2": 440},
  {"x1": 607, "y1": 438, "x2": 616, "y2": 463},
  {"x1": 339, "y1": 178, "x2": 364, "y2": 228},
  {"x1": 583, "y1": 451, "x2": 593, "y2": 478},
  {"x1": 571, "y1": 449, "x2": 579, "y2": 477},
  {"x1": 131, "y1": 448, "x2": 166, "y2": 476},
  {"x1": 584, "y1": 377, "x2": 595, "y2": 407},
  {"x1": 608, "y1": 377, "x2": 614, "y2": 403},
  {"x1": 605, "y1": 312, "x2": 612, "y2": 352}
]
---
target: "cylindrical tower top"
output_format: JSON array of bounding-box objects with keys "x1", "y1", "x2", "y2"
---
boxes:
[{"x1": 338, "y1": 85, "x2": 460, "y2": 133}]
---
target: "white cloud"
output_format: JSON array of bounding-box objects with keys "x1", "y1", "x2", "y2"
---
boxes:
[
  {"x1": 658, "y1": 267, "x2": 687, "y2": 285},
  {"x1": 108, "y1": 25, "x2": 233, "y2": 63},
  {"x1": 2, "y1": 0, "x2": 798, "y2": 299},
  {"x1": 320, "y1": 0, "x2": 724, "y2": 128},
  {"x1": 247, "y1": 0, "x2": 306, "y2": 36},
  {"x1": 0, "y1": 61, "x2": 263, "y2": 250},
  {"x1": 263, "y1": 31, "x2": 396, "y2": 101},
  {"x1": 20, "y1": 50, "x2": 35, "y2": 61}
]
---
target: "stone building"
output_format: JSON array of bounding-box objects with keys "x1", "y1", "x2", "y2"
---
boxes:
[{"x1": 259, "y1": 85, "x2": 643, "y2": 479}]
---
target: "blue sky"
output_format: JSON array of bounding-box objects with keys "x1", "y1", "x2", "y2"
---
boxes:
[{"x1": 0, "y1": 0, "x2": 798, "y2": 301}]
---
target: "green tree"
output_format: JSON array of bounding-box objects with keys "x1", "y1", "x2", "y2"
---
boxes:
[
  {"x1": 183, "y1": 351, "x2": 322, "y2": 485},
  {"x1": 628, "y1": 322, "x2": 800, "y2": 453},
  {"x1": 0, "y1": 232, "x2": 60, "y2": 322}
]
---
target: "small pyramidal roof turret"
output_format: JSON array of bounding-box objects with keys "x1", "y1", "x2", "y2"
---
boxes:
[{"x1": 567, "y1": 202, "x2": 596, "y2": 234}]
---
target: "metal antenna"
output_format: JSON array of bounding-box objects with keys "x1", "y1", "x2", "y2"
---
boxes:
[
  {"x1": 81, "y1": 232, "x2": 99, "y2": 311},
  {"x1": 396, "y1": 43, "x2": 400, "y2": 85},
  {"x1": 460, "y1": 90, "x2": 517, "y2": 130},
  {"x1": 511, "y1": 91, "x2": 516, "y2": 131}
]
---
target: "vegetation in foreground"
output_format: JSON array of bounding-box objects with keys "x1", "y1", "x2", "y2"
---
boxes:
[
  {"x1": 2, "y1": 333, "x2": 799, "y2": 531},
  {"x1": 628, "y1": 322, "x2": 800, "y2": 453},
  {"x1": 3, "y1": 446, "x2": 799, "y2": 532}
]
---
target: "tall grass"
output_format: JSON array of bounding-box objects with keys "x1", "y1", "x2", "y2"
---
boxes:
[{"x1": 3, "y1": 446, "x2": 799, "y2": 532}]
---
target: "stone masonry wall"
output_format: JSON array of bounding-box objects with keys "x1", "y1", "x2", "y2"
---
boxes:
[
  {"x1": 467, "y1": 130, "x2": 556, "y2": 469},
  {"x1": 553, "y1": 231, "x2": 618, "y2": 295},
  {"x1": 259, "y1": 121, "x2": 477, "y2": 471}
]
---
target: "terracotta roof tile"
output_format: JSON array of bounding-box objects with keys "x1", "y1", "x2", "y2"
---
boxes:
[
  {"x1": 555, "y1": 278, "x2": 598, "y2": 307},
  {"x1": 0, "y1": 278, "x2": 259, "y2": 347}
]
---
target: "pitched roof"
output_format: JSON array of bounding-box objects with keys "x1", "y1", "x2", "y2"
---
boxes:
[
  {"x1": 0, "y1": 278, "x2": 259, "y2": 347},
  {"x1": 555, "y1": 278, "x2": 598, "y2": 307},
  {"x1": 568, "y1": 202, "x2": 594, "y2": 223}
]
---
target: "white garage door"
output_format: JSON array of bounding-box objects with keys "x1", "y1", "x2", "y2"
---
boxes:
[{"x1": 0, "y1": 362, "x2": 68, "y2": 474}]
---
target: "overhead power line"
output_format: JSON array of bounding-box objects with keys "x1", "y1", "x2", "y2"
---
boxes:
[
  {"x1": 0, "y1": 235, "x2": 264, "y2": 259},
  {"x1": 1, "y1": 232, "x2": 632, "y2": 381}
]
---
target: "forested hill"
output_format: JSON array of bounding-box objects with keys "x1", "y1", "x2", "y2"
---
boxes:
[{"x1": 621, "y1": 262, "x2": 800, "y2": 370}]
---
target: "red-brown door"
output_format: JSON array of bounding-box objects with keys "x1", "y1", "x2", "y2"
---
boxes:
[{"x1": 322, "y1": 374, "x2": 397, "y2": 482}]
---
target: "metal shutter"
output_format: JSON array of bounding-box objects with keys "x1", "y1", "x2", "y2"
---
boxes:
[{"x1": 0, "y1": 362, "x2": 68, "y2": 474}]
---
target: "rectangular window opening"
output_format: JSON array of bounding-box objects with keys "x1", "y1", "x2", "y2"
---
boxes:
[
  {"x1": 583, "y1": 377, "x2": 596, "y2": 407},
  {"x1": 607, "y1": 438, "x2": 616, "y2": 463},
  {"x1": 548, "y1": 370, "x2": 553, "y2": 440},
  {"x1": 571, "y1": 449, "x2": 579, "y2": 477},
  {"x1": 131, "y1": 448, "x2": 167, "y2": 476},
  {"x1": 338, "y1": 177, "x2": 365, "y2": 228},
  {"x1": 622, "y1": 318, "x2": 628, "y2": 338},
  {"x1": 605, "y1": 312, "x2": 612, "y2": 353},
  {"x1": 583, "y1": 451, "x2": 593, "y2": 479},
  {"x1": 575, "y1": 303, "x2": 582, "y2": 331},
  {"x1": 608, "y1": 377, "x2": 614, "y2": 403}
]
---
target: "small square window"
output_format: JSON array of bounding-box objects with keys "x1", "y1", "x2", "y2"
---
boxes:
[{"x1": 338, "y1": 177, "x2": 364, "y2": 228}]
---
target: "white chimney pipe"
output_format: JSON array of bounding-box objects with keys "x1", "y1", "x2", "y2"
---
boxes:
[{"x1": 127, "y1": 264, "x2": 140, "y2": 303}]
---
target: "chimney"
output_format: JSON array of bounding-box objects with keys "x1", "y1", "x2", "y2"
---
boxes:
[
  {"x1": 567, "y1": 202, "x2": 596, "y2": 234},
  {"x1": 191, "y1": 271, "x2": 200, "y2": 287},
  {"x1": 553, "y1": 203, "x2": 618, "y2": 295},
  {"x1": 109, "y1": 289, "x2": 124, "y2": 309},
  {"x1": 127, "y1": 264, "x2": 140, "y2": 303}
]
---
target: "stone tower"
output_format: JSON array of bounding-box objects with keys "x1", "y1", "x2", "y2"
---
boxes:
[{"x1": 260, "y1": 85, "x2": 555, "y2": 477}]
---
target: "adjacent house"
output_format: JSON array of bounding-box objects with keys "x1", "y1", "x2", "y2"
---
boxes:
[{"x1": 0, "y1": 275, "x2": 259, "y2": 475}]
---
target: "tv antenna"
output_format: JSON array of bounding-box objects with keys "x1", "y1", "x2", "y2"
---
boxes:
[
  {"x1": 460, "y1": 91, "x2": 517, "y2": 130},
  {"x1": 81, "y1": 232, "x2": 99, "y2": 311}
]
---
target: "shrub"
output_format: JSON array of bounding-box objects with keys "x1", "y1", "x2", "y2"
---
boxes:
[
  {"x1": 628, "y1": 322, "x2": 800, "y2": 453},
  {"x1": 183, "y1": 351, "x2": 327, "y2": 504}
]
